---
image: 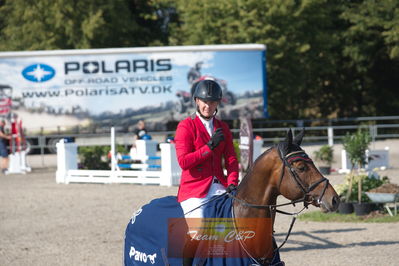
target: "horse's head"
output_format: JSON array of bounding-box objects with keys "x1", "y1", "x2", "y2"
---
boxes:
[{"x1": 277, "y1": 129, "x2": 339, "y2": 212}]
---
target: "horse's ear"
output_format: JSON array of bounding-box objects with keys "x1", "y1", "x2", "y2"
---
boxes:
[
  {"x1": 285, "y1": 129, "x2": 293, "y2": 147},
  {"x1": 279, "y1": 129, "x2": 292, "y2": 155},
  {"x1": 293, "y1": 128, "x2": 305, "y2": 146}
]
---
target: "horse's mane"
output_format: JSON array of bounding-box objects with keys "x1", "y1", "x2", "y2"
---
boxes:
[
  {"x1": 241, "y1": 141, "x2": 304, "y2": 182},
  {"x1": 240, "y1": 146, "x2": 275, "y2": 181},
  {"x1": 253, "y1": 145, "x2": 275, "y2": 165}
]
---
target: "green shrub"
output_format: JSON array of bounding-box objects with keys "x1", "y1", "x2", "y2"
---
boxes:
[
  {"x1": 342, "y1": 129, "x2": 372, "y2": 202},
  {"x1": 233, "y1": 140, "x2": 240, "y2": 163},
  {"x1": 78, "y1": 145, "x2": 128, "y2": 170},
  {"x1": 343, "y1": 130, "x2": 371, "y2": 168},
  {"x1": 314, "y1": 145, "x2": 334, "y2": 166}
]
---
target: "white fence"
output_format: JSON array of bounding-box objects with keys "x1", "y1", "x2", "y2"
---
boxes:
[{"x1": 56, "y1": 128, "x2": 181, "y2": 186}]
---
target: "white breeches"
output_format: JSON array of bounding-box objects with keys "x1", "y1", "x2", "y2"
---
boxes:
[{"x1": 180, "y1": 181, "x2": 226, "y2": 218}]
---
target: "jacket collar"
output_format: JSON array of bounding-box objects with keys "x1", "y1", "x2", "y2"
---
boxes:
[
  {"x1": 192, "y1": 114, "x2": 221, "y2": 141},
  {"x1": 194, "y1": 114, "x2": 210, "y2": 138}
]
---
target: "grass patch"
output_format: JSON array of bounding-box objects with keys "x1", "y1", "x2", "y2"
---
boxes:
[{"x1": 299, "y1": 211, "x2": 399, "y2": 223}]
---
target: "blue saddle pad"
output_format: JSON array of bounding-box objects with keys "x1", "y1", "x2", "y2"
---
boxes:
[
  {"x1": 124, "y1": 193, "x2": 282, "y2": 265},
  {"x1": 124, "y1": 196, "x2": 183, "y2": 265}
]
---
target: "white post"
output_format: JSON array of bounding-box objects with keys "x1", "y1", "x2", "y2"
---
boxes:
[
  {"x1": 111, "y1": 127, "x2": 116, "y2": 172},
  {"x1": 110, "y1": 127, "x2": 119, "y2": 181},
  {"x1": 56, "y1": 140, "x2": 66, "y2": 183},
  {"x1": 8, "y1": 152, "x2": 23, "y2": 174},
  {"x1": 159, "y1": 143, "x2": 181, "y2": 186},
  {"x1": 328, "y1": 126, "x2": 334, "y2": 147},
  {"x1": 136, "y1": 140, "x2": 158, "y2": 161},
  {"x1": 341, "y1": 149, "x2": 348, "y2": 171},
  {"x1": 338, "y1": 149, "x2": 351, "y2": 174},
  {"x1": 56, "y1": 140, "x2": 78, "y2": 183},
  {"x1": 20, "y1": 151, "x2": 31, "y2": 172}
]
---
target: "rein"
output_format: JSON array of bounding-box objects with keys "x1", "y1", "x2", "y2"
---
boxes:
[{"x1": 227, "y1": 146, "x2": 330, "y2": 264}]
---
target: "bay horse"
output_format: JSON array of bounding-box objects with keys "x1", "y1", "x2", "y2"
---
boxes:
[
  {"x1": 228, "y1": 129, "x2": 339, "y2": 264},
  {"x1": 124, "y1": 129, "x2": 339, "y2": 265}
]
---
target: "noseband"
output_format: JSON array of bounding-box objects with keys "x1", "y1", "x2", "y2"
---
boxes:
[{"x1": 279, "y1": 149, "x2": 329, "y2": 207}]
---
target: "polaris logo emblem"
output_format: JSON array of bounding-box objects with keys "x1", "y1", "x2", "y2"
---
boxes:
[{"x1": 22, "y1": 64, "x2": 56, "y2": 82}]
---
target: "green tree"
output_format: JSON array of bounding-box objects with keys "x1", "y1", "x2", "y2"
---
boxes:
[
  {"x1": 342, "y1": 129, "x2": 371, "y2": 203},
  {"x1": 340, "y1": 0, "x2": 399, "y2": 117},
  {"x1": 165, "y1": 0, "x2": 347, "y2": 119},
  {"x1": 162, "y1": 0, "x2": 399, "y2": 119},
  {"x1": 0, "y1": 0, "x2": 167, "y2": 50}
]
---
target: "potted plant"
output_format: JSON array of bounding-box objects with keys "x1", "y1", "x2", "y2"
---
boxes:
[
  {"x1": 314, "y1": 145, "x2": 334, "y2": 175},
  {"x1": 335, "y1": 175, "x2": 354, "y2": 214},
  {"x1": 341, "y1": 129, "x2": 372, "y2": 215},
  {"x1": 335, "y1": 173, "x2": 388, "y2": 214}
]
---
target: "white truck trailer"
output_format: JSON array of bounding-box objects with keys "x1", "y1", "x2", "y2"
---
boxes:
[{"x1": 0, "y1": 44, "x2": 267, "y2": 152}]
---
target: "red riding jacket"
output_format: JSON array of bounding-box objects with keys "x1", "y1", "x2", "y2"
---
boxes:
[{"x1": 175, "y1": 114, "x2": 239, "y2": 202}]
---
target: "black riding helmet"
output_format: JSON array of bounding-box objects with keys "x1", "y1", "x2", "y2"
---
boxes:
[{"x1": 193, "y1": 79, "x2": 223, "y2": 102}]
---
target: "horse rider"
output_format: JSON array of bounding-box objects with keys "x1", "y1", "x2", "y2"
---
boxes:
[
  {"x1": 174, "y1": 79, "x2": 239, "y2": 218},
  {"x1": 175, "y1": 79, "x2": 239, "y2": 264}
]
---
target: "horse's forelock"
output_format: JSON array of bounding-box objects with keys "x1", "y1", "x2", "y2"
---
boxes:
[
  {"x1": 291, "y1": 142, "x2": 303, "y2": 151},
  {"x1": 278, "y1": 141, "x2": 303, "y2": 157}
]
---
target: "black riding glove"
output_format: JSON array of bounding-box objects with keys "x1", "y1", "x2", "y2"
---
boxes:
[
  {"x1": 226, "y1": 184, "x2": 237, "y2": 193},
  {"x1": 207, "y1": 128, "x2": 224, "y2": 150}
]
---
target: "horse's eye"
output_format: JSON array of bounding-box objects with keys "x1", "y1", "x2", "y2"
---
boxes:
[{"x1": 297, "y1": 165, "x2": 307, "y2": 172}]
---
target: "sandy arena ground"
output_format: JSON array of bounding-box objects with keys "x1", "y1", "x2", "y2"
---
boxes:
[{"x1": 1, "y1": 150, "x2": 399, "y2": 265}]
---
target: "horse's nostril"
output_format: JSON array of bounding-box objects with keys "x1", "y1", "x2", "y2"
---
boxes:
[{"x1": 332, "y1": 196, "x2": 340, "y2": 209}]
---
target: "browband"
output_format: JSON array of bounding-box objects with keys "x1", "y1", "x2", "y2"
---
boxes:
[{"x1": 286, "y1": 150, "x2": 312, "y2": 164}]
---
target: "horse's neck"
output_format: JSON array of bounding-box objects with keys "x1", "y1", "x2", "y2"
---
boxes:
[{"x1": 235, "y1": 148, "x2": 281, "y2": 219}]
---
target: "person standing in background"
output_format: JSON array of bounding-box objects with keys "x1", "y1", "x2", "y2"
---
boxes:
[
  {"x1": 130, "y1": 120, "x2": 148, "y2": 158},
  {"x1": 0, "y1": 120, "x2": 11, "y2": 174},
  {"x1": 132, "y1": 119, "x2": 148, "y2": 146}
]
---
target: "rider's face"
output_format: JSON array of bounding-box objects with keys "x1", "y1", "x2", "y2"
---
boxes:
[
  {"x1": 196, "y1": 98, "x2": 219, "y2": 119},
  {"x1": 137, "y1": 120, "x2": 145, "y2": 129}
]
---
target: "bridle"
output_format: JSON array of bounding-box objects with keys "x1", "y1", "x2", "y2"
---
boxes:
[
  {"x1": 227, "y1": 145, "x2": 330, "y2": 265},
  {"x1": 279, "y1": 148, "x2": 329, "y2": 208}
]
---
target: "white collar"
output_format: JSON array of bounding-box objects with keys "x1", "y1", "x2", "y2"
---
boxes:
[
  {"x1": 197, "y1": 112, "x2": 213, "y2": 136},
  {"x1": 196, "y1": 111, "x2": 214, "y2": 125}
]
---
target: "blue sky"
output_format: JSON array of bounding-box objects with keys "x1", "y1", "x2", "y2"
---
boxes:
[{"x1": 200, "y1": 51, "x2": 264, "y2": 94}]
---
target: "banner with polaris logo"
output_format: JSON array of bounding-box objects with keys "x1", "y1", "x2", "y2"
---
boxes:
[{"x1": 0, "y1": 45, "x2": 267, "y2": 129}]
